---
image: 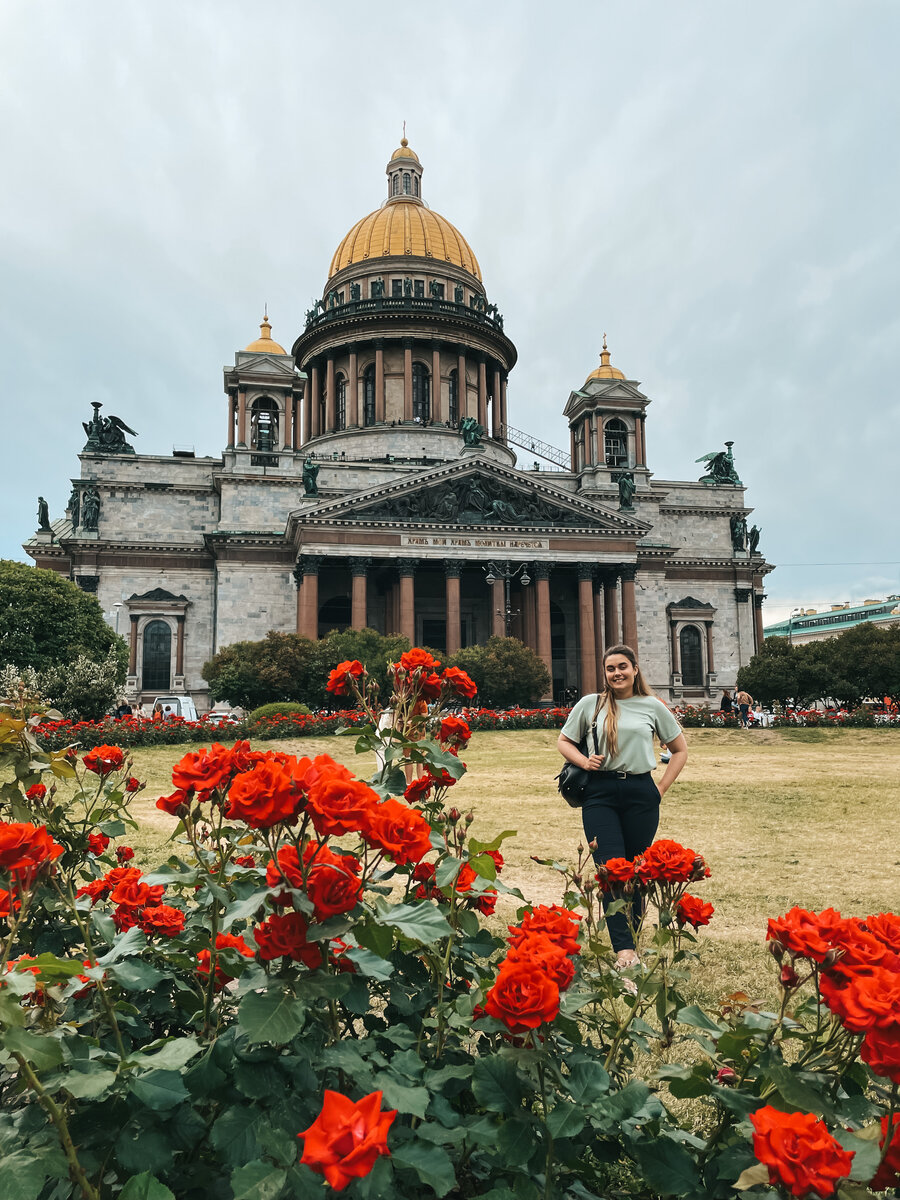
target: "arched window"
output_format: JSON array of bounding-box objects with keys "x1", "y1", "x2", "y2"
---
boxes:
[
  {"x1": 403, "y1": 172, "x2": 411, "y2": 194},
  {"x1": 604, "y1": 418, "x2": 628, "y2": 467},
  {"x1": 679, "y1": 625, "x2": 704, "y2": 686},
  {"x1": 363, "y1": 365, "x2": 376, "y2": 426},
  {"x1": 142, "y1": 620, "x2": 171, "y2": 691},
  {"x1": 392, "y1": 174, "x2": 399, "y2": 196},
  {"x1": 414, "y1": 176, "x2": 419, "y2": 197},
  {"x1": 335, "y1": 374, "x2": 347, "y2": 430},
  {"x1": 251, "y1": 397, "x2": 279, "y2": 452},
  {"x1": 412, "y1": 362, "x2": 430, "y2": 421},
  {"x1": 448, "y1": 369, "x2": 459, "y2": 425}
]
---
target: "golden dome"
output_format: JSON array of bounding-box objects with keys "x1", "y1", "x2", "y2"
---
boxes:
[
  {"x1": 390, "y1": 136, "x2": 420, "y2": 163},
  {"x1": 586, "y1": 334, "x2": 625, "y2": 382},
  {"x1": 328, "y1": 201, "x2": 482, "y2": 280},
  {"x1": 244, "y1": 313, "x2": 287, "y2": 355}
]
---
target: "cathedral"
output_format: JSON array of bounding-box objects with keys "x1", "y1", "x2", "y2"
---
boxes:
[{"x1": 25, "y1": 138, "x2": 772, "y2": 711}]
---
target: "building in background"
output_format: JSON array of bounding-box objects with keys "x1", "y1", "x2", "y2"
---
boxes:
[
  {"x1": 765, "y1": 597, "x2": 900, "y2": 644},
  {"x1": 25, "y1": 138, "x2": 773, "y2": 709}
]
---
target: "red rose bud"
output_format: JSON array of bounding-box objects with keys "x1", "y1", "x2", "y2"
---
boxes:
[
  {"x1": 780, "y1": 963, "x2": 800, "y2": 988},
  {"x1": 465, "y1": 812, "x2": 475, "y2": 826},
  {"x1": 715, "y1": 1067, "x2": 737, "y2": 1085},
  {"x1": 116, "y1": 846, "x2": 135, "y2": 863},
  {"x1": 768, "y1": 939, "x2": 785, "y2": 961},
  {"x1": 448, "y1": 808, "x2": 460, "y2": 823}
]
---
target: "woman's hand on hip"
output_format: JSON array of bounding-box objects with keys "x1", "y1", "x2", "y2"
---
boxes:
[{"x1": 585, "y1": 753, "x2": 605, "y2": 771}]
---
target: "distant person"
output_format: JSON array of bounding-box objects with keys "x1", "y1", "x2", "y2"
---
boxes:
[
  {"x1": 734, "y1": 689, "x2": 753, "y2": 727},
  {"x1": 720, "y1": 691, "x2": 733, "y2": 716}
]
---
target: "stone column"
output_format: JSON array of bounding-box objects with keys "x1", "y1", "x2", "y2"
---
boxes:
[
  {"x1": 457, "y1": 348, "x2": 467, "y2": 419},
  {"x1": 491, "y1": 578, "x2": 505, "y2": 638},
  {"x1": 671, "y1": 623, "x2": 681, "y2": 675},
  {"x1": 350, "y1": 558, "x2": 370, "y2": 630},
  {"x1": 597, "y1": 416, "x2": 605, "y2": 465},
  {"x1": 303, "y1": 381, "x2": 312, "y2": 446},
  {"x1": 310, "y1": 365, "x2": 320, "y2": 438},
  {"x1": 492, "y1": 367, "x2": 502, "y2": 439},
  {"x1": 282, "y1": 392, "x2": 292, "y2": 450},
  {"x1": 582, "y1": 415, "x2": 592, "y2": 467},
  {"x1": 226, "y1": 393, "x2": 236, "y2": 449},
  {"x1": 128, "y1": 615, "x2": 138, "y2": 675},
  {"x1": 375, "y1": 342, "x2": 385, "y2": 423},
  {"x1": 445, "y1": 560, "x2": 462, "y2": 656},
  {"x1": 398, "y1": 560, "x2": 417, "y2": 643},
  {"x1": 620, "y1": 567, "x2": 638, "y2": 652},
  {"x1": 535, "y1": 564, "x2": 552, "y2": 687},
  {"x1": 593, "y1": 576, "x2": 605, "y2": 683},
  {"x1": 389, "y1": 581, "x2": 400, "y2": 635},
  {"x1": 295, "y1": 557, "x2": 321, "y2": 639},
  {"x1": 640, "y1": 416, "x2": 647, "y2": 466},
  {"x1": 754, "y1": 592, "x2": 766, "y2": 652},
  {"x1": 569, "y1": 427, "x2": 577, "y2": 471},
  {"x1": 523, "y1": 575, "x2": 537, "y2": 650},
  {"x1": 325, "y1": 357, "x2": 336, "y2": 433},
  {"x1": 293, "y1": 395, "x2": 301, "y2": 450},
  {"x1": 634, "y1": 416, "x2": 644, "y2": 466},
  {"x1": 705, "y1": 622, "x2": 716, "y2": 672},
  {"x1": 175, "y1": 615, "x2": 185, "y2": 676},
  {"x1": 237, "y1": 390, "x2": 247, "y2": 446},
  {"x1": 500, "y1": 375, "x2": 508, "y2": 442},
  {"x1": 577, "y1": 566, "x2": 598, "y2": 693},
  {"x1": 477, "y1": 358, "x2": 487, "y2": 431},
  {"x1": 349, "y1": 347, "x2": 359, "y2": 427},
  {"x1": 603, "y1": 571, "x2": 620, "y2": 646},
  {"x1": 403, "y1": 341, "x2": 413, "y2": 422},
  {"x1": 433, "y1": 344, "x2": 442, "y2": 423}
]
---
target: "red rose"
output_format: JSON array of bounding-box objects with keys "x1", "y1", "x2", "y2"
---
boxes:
[
  {"x1": 360, "y1": 797, "x2": 433, "y2": 865},
  {"x1": 484, "y1": 958, "x2": 561, "y2": 1032},
  {"x1": 82, "y1": 745, "x2": 125, "y2": 776},
  {"x1": 399, "y1": 649, "x2": 440, "y2": 673},
  {"x1": 233, "y1": 854, "x2": 256, "y2": 868},
  {"x1": 325, "y1": 660, "x2": 366, "y2": 696},
  {"x1": 507, "y1": 905, "x2": 581, "y2": 956},
  {"x1": 171, "y1": 742, "x2": 234, "y2": 796},
  {"x1": 102, "y1": 866, "x2": 141, "y2": 892},
  {"x1": 299, "y1": 1090, "x2": 397, "y2": 1191},
  {"x1": 860, "y1": 1023, "x2": 900, "y2": 1083},
  {"x1": 116, "y1": 845, "x2": 135, "y2": 863},
  {"x1": 0, "y1": 889, "x2": 21, "y2": 919},
  {"x1": 767, "y1": 907, "x2": 840, "y2": 964},
  {"x1": 112, "y1": 906, "x2": 139, "y2": 932},
  {"x1": 440, "y1": 667, "x2": 477, "y2": 699},
  {"x1": 25, "y1": 784, "x2": 47, "y2": 801},
  {"x1": 506, "y1": 933, "x2": 576, "y2": 990},
  {"x1": 87, "y1": 832, "x2": 110, "y2": 856},
  {"x1": 124, "y1": 777, "x2": 142, "y2": 793},
  {"x1": 139, "y1": 904, "x2": 186, "y2": 938},
  {"x1": 676, "y1": 893, "x2": 715, "y2": 929},
  {"x1": 864, "y1": 911, "x2": 900, "y2": 953},
  {"x1": 0, "y1": 821, "x2": 64, "y2": 882},
  {"x1": 827, "y1": 917, "x2": 899, "y2": 972},
  {"x1": 870, "y1": 1113, "x2": 900, "y2": 1191},
  {"x1": 419, "y1": 672, "x2": 443, "y2": 701},
  {"x1": 439, "y1": 715, "x2": 471, "y2": 746},
  {"x1": 403, "y1": 776, "x2": 433, "y2": 804},
  {"x1": 156, "y1": 788, "x2": 191, "y2": 817},
  {"x1": 307, "y1": 853, "x2": 363, "y2": 920},
  {"x1": 109, "y1": 877, "x2": 165, "y2": 910},
  {"x1": 640, "y1": 839, "x2": 706, "y2": 883},
  {"x1": 254, "y1": 911, "x2": 323, "y2": 968},
  {"x1": 820, "y1": 966, "x2": 900, "y2": 1032},
  {"x1": 197, "y1": 932, "x2": 254, "y2": 988},
  {"x1": 306, "y1": 772, "x2": 379, "y2": 838},
  {"x1": 226, "y1": 759, "x2": 304, "y2": 829},
  {"x1": 266, "y1": 843, "x2": 306, "y2": 904},
  {"x1": 749, "y1": 1105, "x2": 853, "y2": 1198},
  {"x1": 75, "y1": 878, "x2": 111, "y2": 904},
  {"x1": 475, "y1": 891, "x2": 498, "y2": 916},
  {"x1": 597, "y1": 857, "x2": 637, "y2": 890}
]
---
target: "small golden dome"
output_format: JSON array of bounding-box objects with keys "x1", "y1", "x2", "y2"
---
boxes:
[
  {"x1": 329, "y1": 202, "x2": 482, "y2": 280},
  {"x1": 390, "y1": 136, "x2": 420, "y2": 163},
  {"x1": 244, "y1": 312, "x2": 287, "y2": 355},
  {"x1": 585, "y1": 334, "x2": 625, "y2": 382}
]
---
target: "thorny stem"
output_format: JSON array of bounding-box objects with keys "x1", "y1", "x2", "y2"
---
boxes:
[
  {"x1": 11, "y1": 1051, "x2": 100, "y2": 1200},
  {"x1": 537, "y1": 1056, "x2": 556, "y2": 1200},
  {"x1": 58, "y1": 879, "x2": 127, "y2": 1061}
]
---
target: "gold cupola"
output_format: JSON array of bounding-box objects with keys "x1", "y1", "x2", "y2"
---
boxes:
[
  {"x1": 244, "y1": 311, "x2": 287, "y2": 355},
  {"x1": 585, "y1": 334, "x2": 626, "y2": 383}
]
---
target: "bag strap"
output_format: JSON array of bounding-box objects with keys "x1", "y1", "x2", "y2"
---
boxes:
[{"x1": 588, "y1": 693, "x2": 603, "y2": 757}]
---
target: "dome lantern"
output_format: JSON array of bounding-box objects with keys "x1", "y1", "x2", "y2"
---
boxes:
[
  {"x1": 244, "y1": 309, "x2": 287, "y2": 355},
  {"x1": 386, "y1": 131, "x2": 424, "y2": 203},
  {"x1": 585, "y1": 333, "x2": 625, "y2": 383}
]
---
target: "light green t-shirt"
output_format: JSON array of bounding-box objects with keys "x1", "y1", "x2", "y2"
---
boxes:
[{"x1": 560, "y1": 693, "x2": 682, "y2": 774}]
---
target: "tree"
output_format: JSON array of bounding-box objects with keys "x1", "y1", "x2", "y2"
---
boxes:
[
  {"x1": 736, "y1": 637, "x2": 799, "y2": 707},
  {"x1": 0, "y1": 559, "x2": 127, "y2": 677},
  {"x1": 446, "y1": 637, "x2": 550, "y2": 707},
  {"x1": 40, "y1": 648, "x2": 124, "y2": 721}
]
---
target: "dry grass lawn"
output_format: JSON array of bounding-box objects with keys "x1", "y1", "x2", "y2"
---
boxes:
[{"x1": 124, "y1": 728, "x2": 900, "y2": 1006}]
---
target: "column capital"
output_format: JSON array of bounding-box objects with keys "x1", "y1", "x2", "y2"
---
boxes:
[
  {"x1": 734, "y1": 586, "x2": 752, "y2": 603},
  {"x1": 349, "y1": 556, "x2": 373, "y2": 577},
  {"x1": 754, "y1": 592, "x2": 767, "y2": 608},
  {"x1": 619, "y1": 566, "x2": 637, "y2": 583},
  {"x1": 577, "y1": 563, "x2": 595, "y2": 582},
  {"x1": 598, "y1": 568, "x2": 620, "y2": 586},
  {"x1": 402, "y1": 337, "x2": 414, "y2": 351},
  {"x1": 293, "y1": 554, "x2": 324, "y2": 586},
  {"x1": 443, "y1": 559, "x2": 464, "y2": 578},
  {"x1": 396, "y1": 557, "x2": 420, "y2": 577},
  {"x1": 533, "y1": 562, "x2": 552, "y2": 581}
]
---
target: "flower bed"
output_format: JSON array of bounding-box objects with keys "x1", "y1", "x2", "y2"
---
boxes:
[{"x1": 3, "y1": 651, "x2": 900, "y2": 1198}]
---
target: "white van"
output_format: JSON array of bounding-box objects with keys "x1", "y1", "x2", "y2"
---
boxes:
[{"x1": 151, "y1": 696, "x2": 199, "y2": 722}]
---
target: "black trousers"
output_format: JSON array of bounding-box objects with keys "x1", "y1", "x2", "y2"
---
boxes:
[{"x1": 581, "y1": 773, "x2": 660, "y2": 952}]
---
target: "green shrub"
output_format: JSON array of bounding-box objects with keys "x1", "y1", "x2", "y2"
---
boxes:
[{"x1": 247, "y1": 700, "x2": 311, "y2": 723}]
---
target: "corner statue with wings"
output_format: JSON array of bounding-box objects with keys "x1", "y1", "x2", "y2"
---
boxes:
[
  {"x1": 696, "y1": 440, "x2": 742, "y2": 486},
  {"x1": 82, "y1": 402, "x2": 138, "y2": 454}
]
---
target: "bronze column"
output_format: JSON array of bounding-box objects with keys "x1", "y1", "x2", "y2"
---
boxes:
[
  {"x1": 295, "y1": 557, "x2": 321, "y2": 640},
  {"x1": 350, "y1": 558, "x2": 370, "y2": 630},
  {"x1": 577, "y1": 566, "x2": 598, "y2": 693},
  {"x1": 445, "y1": 561, "x2": 462, "y2": 656},
  {"x1": 620, "y1": 567, "x2": 638, "y2": 652}
]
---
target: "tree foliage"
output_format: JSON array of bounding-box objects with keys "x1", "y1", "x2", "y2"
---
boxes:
[
  {"x1": 737, "y1": 623, "x2": 900, "y2": 707},
  {"x1": 445, "y1": 636, "x2": 550, "y2": 707}
]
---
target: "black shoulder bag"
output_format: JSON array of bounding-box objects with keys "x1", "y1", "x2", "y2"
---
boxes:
[{"x1": 556, "y1": 695, "x2": 603, "y2": 808}]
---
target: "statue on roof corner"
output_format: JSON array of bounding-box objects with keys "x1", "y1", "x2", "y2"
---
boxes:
[
  {"x1": 82, "y1": 402, "x2": 138, "y2": 455},
  {"x1": 302, "y1": 456, "x2": 320, "y2": 497},
  {"x1": 613, "y1": 470, "x2": 636, "y2": 511},
  {"x1": 459, "y1": 416, "x2": 485, "y2": 447},
  {"x1": 696, "y1": 440, "x2": 742, "y2": 486}
]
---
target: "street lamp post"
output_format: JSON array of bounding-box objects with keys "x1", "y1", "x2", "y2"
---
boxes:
[
  {"x1": 483, "y1": 560, "x2": 531, "y2": 634},
  {"x1": 787, "y1": 607, "x2": 802, "y2": 645},
  {"x1": 113, "y1": 602, "x2": 123, "y2": 636}
]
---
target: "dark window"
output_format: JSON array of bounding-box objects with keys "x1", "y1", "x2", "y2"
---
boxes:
[
  {"x1": 392, "y1": 279, "x2": 403, "y2": 298},
  {"x1": 142, "y1": 620, "x2": 171, "y2": 691},
  {"x1": 414, "y1": 176, "x2": 419, "y2": 197},
  {"x1": 680, "y1": 625, "x2": 704, "y2": 686},
  {"x1": 335, "y1": 375, "x2": 346, "y2": 430},
  {"x1": 604, "y1": 418, "x2": 628, "y2": 467},
  {"x1": 448, "y1": 369, "x2": 459, "y2": 425},
  {"x1": 403, "y1": 172, "x2": 411, "y2": 194},
  {"x1": 363, "y1": 365, "x2": 376, "y2": 425},
  {"x1": 432, "y1": 281, "x2": 445, "y2": 299},
  {"x1": 319, "y1": 595, "x2": 351, "y2": 637},
  {"x1": 412, "y1": 362, "x2": 430, "y2": 421},
  {"x1": 421, "y1": 618, "x2": 446, "y2": 655},
  {"x1": 251, "y1": 396, "x2": 279, "y2": 452},
  {"x1": 413, "y1": 279, "x2": 425, "y2": 298},
  {"x1": 392, "y1": 174, "x2": 399, "y2": 196}
]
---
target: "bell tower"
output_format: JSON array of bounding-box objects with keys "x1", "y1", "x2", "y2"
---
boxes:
[
  {"x1": 563, "y1": 335, "x2": 650, "y2": 485},
  {"x1": 224, "y1": 312, "x2": 302, "y2": 458}
]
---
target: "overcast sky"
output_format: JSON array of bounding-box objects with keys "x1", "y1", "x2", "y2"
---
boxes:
[{"x1": 2, "y1": 1, "x2": 898, "y2": 624}]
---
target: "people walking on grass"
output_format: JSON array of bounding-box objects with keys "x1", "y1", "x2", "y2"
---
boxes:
[
  {"x1": 556, "y1": 644, "x2": 688, "y2": 970},
  {"x1": 734, "y1": 688, "x2": 753, "y2": 727},
  {"x1": 720, "y1": 690, "x2": 733, "y2": 716}
]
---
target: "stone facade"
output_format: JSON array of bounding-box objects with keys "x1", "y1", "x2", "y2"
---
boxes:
[{"x1": 25, "y1": 140, "x2": 772, "y2": 709}]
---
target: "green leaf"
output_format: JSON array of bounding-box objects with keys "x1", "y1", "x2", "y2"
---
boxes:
[
  {"x1": 565, "y1": 1059, "x2": 610, "y2": 1104},
  {"x1": 468, "y1": 853, "x2": 497, "y2": 881},
  {"x1": 468, "y1": 830, "x2": 517, "y2": 855},
  {"x1": 344, "y1": 946, "x2": 393, "y2": 980},
  {"x1": 128, "y1": 1036, "x2": 202, "y2": 1071},
  {"x1": 4, "y1": 1027, "x2": 63, "y2": 1071},
  {"x1": 239, "y1": 988, "x2": 305, "y2": 1045},
  {"x1": 391, "y1": 1141, "x2": 456, "y2": 1198},
  {"x1": 211, "y1": 1105, "x2": 265, "y2": 1167},
  {"x1": 379, "y1": 1078, "x2": 430, "y2": 1119},
  {"x1": 64, "y1": 1067, "x2": 118, "y2": 1099},
  {"x1": 119, "y1": 1173, "x2": 177, "y2": 1200},
  {"x1": 546, "y1": 1101, "x2": 585, "y2": 1139},
  {"x1": 354, "y1": 920, "x2": 394, "y2": 959},
  {"x1": 472, "y1": 1056, "x2": 524, "y2": 1115},
  {"x1": 107, "y1": 958, "x2": 166, "y2": 990},
  {"x1": 1, "y1": 1149, "x2": 45, "y2": 1200},
  {"x1": 0, "y1": 986, "x2": 25, "y2": 1028},
  {"x1": 130, "y1": 1069, "x2": 190, "y2": 1111},
  {"x1": 834, "y1": 1128, "x2": 883, "y2": 1183},
  {"x1": 221, "y1": 888, "x2": 271, "y2": 931},
  {"x1": 765, "y1": 1063, "x2": 836, "y2": 1120},
  {"x1": 496, "y1": 1117, "x2": 538, "y2": 1166},
  {"x1": 676, "y1": 1004, "x2": 725, "y2": 1035},
  {"x1": 99, "y1": 818, "x2": 127, "y2": 836},
  {"x1": 229, "y1": 1160, "x2": 288, "y2": 1200},
  {"x1": 632, "y1": 1138, "x2": 702, "y2": 1197},
  {"x1": 14, "y1": 952, "x2": 87, "y2": 982},
  {"x1": 373, "y1": 900, "x2": 452, "y2": 944},
  {"x1": 98, "y1": 925, "x2": 148, "y2": 964},
  {"x1": 435, "y1": 857, "x2": 462, "y2": 889}
]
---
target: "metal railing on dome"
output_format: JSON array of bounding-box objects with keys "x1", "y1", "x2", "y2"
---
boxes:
[
  {"x1": 303, "y1": 295, "x2": 506, "y2": 334},
  {"x1": 501, "y1": 423, "x2": 572, "y2": 470}
]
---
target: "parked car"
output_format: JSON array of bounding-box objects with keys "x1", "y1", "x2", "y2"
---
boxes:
[
  {"x1": 204, "y1": 710, "x2": 241, "y2": 727},
  {"x1": 151, "y1": 695, "x2": 199, "y2": 722}
]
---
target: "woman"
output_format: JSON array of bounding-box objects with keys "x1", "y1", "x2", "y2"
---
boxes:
[
  {"x1": 557, "y1": 644, "x2": 688, "y2": 969},
  {"x1": 720, "y1": 690, "x2": 733, "y2": 715}
]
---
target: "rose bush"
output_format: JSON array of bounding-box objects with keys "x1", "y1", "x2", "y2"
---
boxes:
[{"x1": 2, "y1": 657, "x2": 899, "y2": 1199}]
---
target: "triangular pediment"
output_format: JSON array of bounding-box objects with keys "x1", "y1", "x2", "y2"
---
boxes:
[
  {"x1": 564, "y1": 378, "x2": 648, "y2": 417},
  {"x1": 233, "y1": 352, "x2": 296, "y2": 375},
  {"x1": 292, "y1": 458, "x2": 651, "y2": 535}
]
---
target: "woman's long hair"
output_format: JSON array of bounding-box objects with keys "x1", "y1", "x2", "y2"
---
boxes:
[{"x1": 596, "y1": 644, "x2": 652, "y2": 759}]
